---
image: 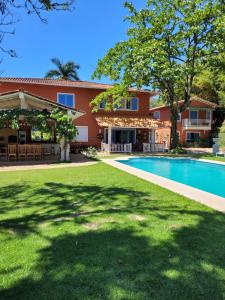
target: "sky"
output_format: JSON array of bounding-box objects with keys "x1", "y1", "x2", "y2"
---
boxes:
[{"x1": 1, "y1": 0, "x2": 146, "y2": 83}]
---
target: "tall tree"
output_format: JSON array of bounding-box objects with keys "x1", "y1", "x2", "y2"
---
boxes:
[
  {"x1": 91, "y1": 0, "x2": 225, "y2": 149},
  {"x1": 45, "y1": 58, "x2": 80, "y2": 80}
]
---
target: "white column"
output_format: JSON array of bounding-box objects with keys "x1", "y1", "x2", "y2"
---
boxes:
[
  {"x1": 60, "y1": 136, "x2": 70, "y2": 161},
  {"x1": 108, "y1": 127, "x2": 112, "y2": 152},
  {"x1": 60, "y1": 136, "x2": 66, "y2": 161}
]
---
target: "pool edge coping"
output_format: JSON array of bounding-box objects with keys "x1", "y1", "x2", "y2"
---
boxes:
[{"x1": 103, "y1": 158, "x2": 225, "y2": 214}]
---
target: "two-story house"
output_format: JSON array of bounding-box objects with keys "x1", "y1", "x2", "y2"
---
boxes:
[
  {"x1": 0, "y1": 77, "x2": 166, "y2": 157},
  {"x1": 150, "y1": 97, "x2": 217, "y2": 146}
]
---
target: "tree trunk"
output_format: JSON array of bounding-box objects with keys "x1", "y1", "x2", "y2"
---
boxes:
[{"x1": 170, "y1": 111, "x2": 178, "y2": 149}]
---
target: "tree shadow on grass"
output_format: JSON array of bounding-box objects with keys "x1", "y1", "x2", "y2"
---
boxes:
[
  {"x1": 1, "y1": 215, "x2": 225, "y2": 300},
  {"x1": 0, "y1": 182, "x2": 152, "y2": 235}
]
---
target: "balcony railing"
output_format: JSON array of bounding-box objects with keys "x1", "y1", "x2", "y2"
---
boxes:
[
  {"x1": 101, "y1": 143, "x2": 132, "y2": 153},
  {"x1": 182, "y1": 118, "x2": 211, "y2": 128}
]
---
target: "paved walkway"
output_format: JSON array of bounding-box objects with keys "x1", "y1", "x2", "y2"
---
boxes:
[
  {"x1": 104, "y1": 158, "x2": 225, "y2": 214},
  {"x1": 0, "y1": 154, "x2": 97, "y2": 172}
]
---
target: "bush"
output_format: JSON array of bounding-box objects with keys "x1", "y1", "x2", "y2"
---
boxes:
[
  {"x1": 170, "y1": 146, "x2": 187, "y2": 154},
  {"x1": 218, "y1": 122, "x2": 225, "y2": 149},
  {"x1": 81, "y1": 146, "x2": 98, "y2": 158},
  {"x1": 70, "y1": 143, "x2": 99, "y2": 154}
]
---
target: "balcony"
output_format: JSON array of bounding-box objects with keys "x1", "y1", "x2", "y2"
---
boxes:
[{"x1": 182, "y1": 118, "x2": 211, "y2": 130}]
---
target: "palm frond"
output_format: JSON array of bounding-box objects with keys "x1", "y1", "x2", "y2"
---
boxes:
[{"x1": 45, "y1": 69, "x2": 61, "y2": 79}]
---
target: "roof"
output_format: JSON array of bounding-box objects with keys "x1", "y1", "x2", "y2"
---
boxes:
[
  {"x1": 0, "y1": 77, "x2": 155, "y2": 94},
  {"x1": 150, "y1": 96, "x2": 217, "y2": 111},
  {"x1": 95, "y1": 116, "x2": 166, "y2": 128},
  {"x1": 0, "y1": 89, "x2": 85, "y2": 118}
]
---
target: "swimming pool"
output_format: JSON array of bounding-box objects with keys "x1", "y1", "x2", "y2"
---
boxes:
[{"x1": 117, "y1": 157, "x2": 225, "y2": 198}]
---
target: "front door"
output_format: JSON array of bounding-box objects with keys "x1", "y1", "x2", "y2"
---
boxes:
[{"x1": 112, "y1": 129, "x2": 136, "y2": 144}]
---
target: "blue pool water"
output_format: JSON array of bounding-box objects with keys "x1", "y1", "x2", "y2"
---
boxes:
[{"x1": 117, "y1": 157, "x2": 225, "y2": 198}]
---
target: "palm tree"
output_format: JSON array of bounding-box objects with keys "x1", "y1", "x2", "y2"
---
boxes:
[{"x1": 45, "y1": 58, "x2": 80, "y2": 80}]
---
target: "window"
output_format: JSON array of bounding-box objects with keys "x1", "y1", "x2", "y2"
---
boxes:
[
  {"x1": 57, "y1": 93, "x2": 74, "y2": 108},
  {"x1": 206, "y1": 110, "x2": 211, "y2": 120},
  {"x1": 114, "y1": 97, "x2": 139, "y2": 111},
  {"x1": 177, "y1": 113, "x2": 181, "y2": 122},
  {"x1": 74, "y1": 126, "x2": 88, "y2": 142},
  {"x1": 153, "y1": 111, "x2": 160, "y2": 120},
  {"x1": 99, "y1": 101, "x2": 105, "y2": 109},
  {"x1": 189, "y1": 110, "x2": 198, "y2": 120},
  {"x1": 186, "y1": 132, "x2": 200, "y2": 143}
]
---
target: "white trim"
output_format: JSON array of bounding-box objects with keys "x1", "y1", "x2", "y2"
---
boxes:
[{"x1": 57, "y1": 92, "x2": 75, "y2": 108}]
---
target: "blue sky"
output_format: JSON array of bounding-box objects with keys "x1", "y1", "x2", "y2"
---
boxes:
[{"x1": 1, "y1": 0, "x2": 146, "y2": 83}]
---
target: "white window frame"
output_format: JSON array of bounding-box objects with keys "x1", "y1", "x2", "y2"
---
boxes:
[
  {"x1": 114, "y1": 97, "x2": 139, "y2": 111},
  {"x1": 75, "y1": 126, "x2": 88, "y2": 142},
  {"x1": 57, "y1": 93, "x2": 75, "y2": 108},
  {"x1": 177, "y1": 113, "x2": 181, "y2": 122},
  {"x1": 186, "y1": 131, "x2": 201, "y2": 142},
  {"x1": 153, "y1": 111, "x2": 160, "y2": 120}
]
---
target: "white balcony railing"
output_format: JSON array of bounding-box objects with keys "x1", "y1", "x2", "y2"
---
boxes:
[
  {"x1": 182, "y1": 118, "x2": 211, "y2": 128},
  {"x1": 101, "y1": 143, "x2": 132, "y2": 153}
]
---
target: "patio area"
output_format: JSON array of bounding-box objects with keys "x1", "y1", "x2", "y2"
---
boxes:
[{"x1": 0, "y1": 90, "x2": 85, "y2": 162}]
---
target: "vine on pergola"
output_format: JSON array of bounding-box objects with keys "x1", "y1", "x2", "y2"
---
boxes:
[{"x1": 0, "y1": 108, "x2": 77, "y2": 142}]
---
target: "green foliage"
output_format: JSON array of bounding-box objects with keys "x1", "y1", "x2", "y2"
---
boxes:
[
  {"x1": 218, "y1": 123, "x2": 225, "y2": 149},
  {"x1": 92, "y1": 0, "x2": 225, "y2": 149},
  {"x1": 0, "y1": 109, "x2": 50, "y2": 132},
  {"x1": 45, "y1": 57, "x2": 80, "y2": 80},
  {"x1": 91, "y1": 84, "x2": 129, "y2": 111},
  {"x1": 81, "y1": 146, "x2": 98, "y2": 158},
  {"x1": 193, "y1": 65, "x2": 225, "y2": 107},
  {"x1": 50, "y1": 108, "x2": 77, "y2": 142},
  {"x1": 0, "y1": 108, "x2": 77, "y2": 142},
  {"x1": 170, "y1": 146, "x2": 187, "y2": 154}
]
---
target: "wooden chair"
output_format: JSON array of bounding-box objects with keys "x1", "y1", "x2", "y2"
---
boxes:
[
  {"x1": 0, "y1": 146, "x2": 8, "y2": 161},
  {"x1": 34, "y1": 144, "x2": 42, "y2": 160},
  {"x1": 26, "y1": 144, "x2": 35, "y2": 160},
  {"x1": 8, "y1": 144, "x2": 17, "y2": 161},
  {"x1": 43, "y1": 145, "x2": 52, "y2": 160},
  {"x1": 18, "y1": 145, "x2": 27, "y2": 160}
]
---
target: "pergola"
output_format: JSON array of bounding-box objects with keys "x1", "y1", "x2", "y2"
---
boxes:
[{"x1": 0, "y1": 90, "x2": 85, "y2": 161}]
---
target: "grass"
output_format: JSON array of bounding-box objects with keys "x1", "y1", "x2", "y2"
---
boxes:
[{"x1": 0, "y1": 162, "x2": 225, "y2": 299}]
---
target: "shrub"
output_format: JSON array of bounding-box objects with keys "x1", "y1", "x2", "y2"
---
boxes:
[
  {"x1": 170, "y1": 146, "x2": 187, "y2": 154},
  {"x1": 218, "y1": 122, "x2": 225, "y2": 149},
  {"x1": 81, "y1": 146, "x2": 98, "y2": 158}
]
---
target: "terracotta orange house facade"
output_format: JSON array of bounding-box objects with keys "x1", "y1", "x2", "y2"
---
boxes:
[
  {"x1": 150, "y1": 97, "x2": 217, "y2": 146},
  {"x1": 0, "y1": 77, "x2": 166, "y2": 154}
]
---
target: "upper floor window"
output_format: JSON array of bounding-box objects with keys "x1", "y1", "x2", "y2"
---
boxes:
[
  {"x1": 57, "y1": 93, "x2": 75, "y2": 108},
  {"x1": 99, "y1": 101, "x2": 105, "y2": 109},
  {"x1": 189, "y1": 110, "x2": 198, "y2": 120},
  {"x1": 115, "y1": 97, "x2": 139, "y2": 111},
  {"x1": 153, "y1": 111, "x2": 160, "y2": 120}
]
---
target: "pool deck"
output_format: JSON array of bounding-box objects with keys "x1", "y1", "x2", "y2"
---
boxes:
[{"x1": 103, "y1": 157, "x2": 225, "y2": 214}]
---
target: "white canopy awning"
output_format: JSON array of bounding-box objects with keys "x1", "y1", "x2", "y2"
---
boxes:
[{"x1": 0, "y1": 90, "x2": 85, "y2": 120}]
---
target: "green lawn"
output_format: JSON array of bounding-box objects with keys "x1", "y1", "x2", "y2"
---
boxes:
[{"x1": 0, "y1": 163, "x2": 225, "y2": 300}]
